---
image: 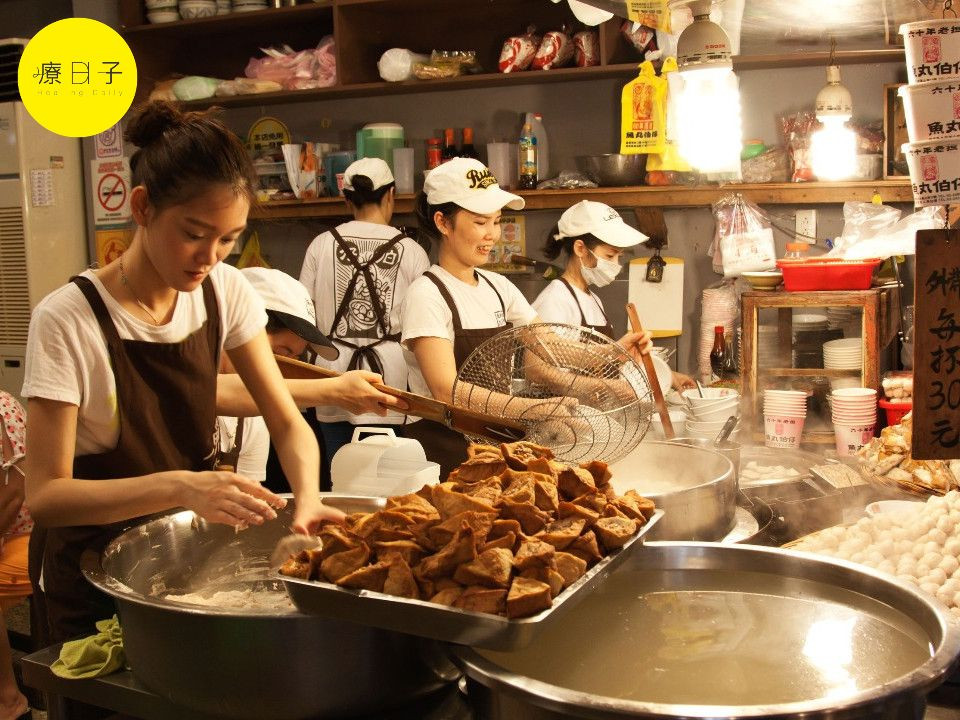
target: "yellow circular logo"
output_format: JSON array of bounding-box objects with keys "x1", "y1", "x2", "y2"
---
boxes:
[{"x1": 17, "y1": 18, "x2": 137, "y2": 138}]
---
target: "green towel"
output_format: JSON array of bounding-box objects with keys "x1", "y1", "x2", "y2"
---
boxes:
[{"x1": 51, "y1": 615, "x2": 126, "y2": 679}]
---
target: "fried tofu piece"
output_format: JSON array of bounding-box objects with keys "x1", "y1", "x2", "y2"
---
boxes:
[
  {"x1": 554, "y1": 551, "x2": 588, "y2": 588},
  {"x1": 601, "y1": 503, "x2": 628, "y2": 520},
  {"x1": 579, "y1": 460, "x2": 612, "y2": 489},
  {"x1": 572, "y1": 490, "x2": 608, "y2": 514},
  {"x1": 426, "y1": 510, "x2": 497, "y2": 549},
  {"x1": 448, "y1": 456, "x2": 508, "y2": 485},
  {"x1": 519, "y1": 567, "x2": 564, "y2": 598},
  {"x1": 432, "y1": 482, "x2": 496, "y2": 520},
  {"x1": 538, "y1": 517, "x2": 586, "y2": 550},
  {"x1": 513, "y1": 539, "x2": 556, "y2": 572},
  {"x1": 455, "y1": 479, "x2": 502, "y2": 505},
  {"x1": 382, "y1": 556, "x2": 420, "y2": 599},
  {"x1": 430, "y1": 587, "x2": 464, "y2": 606},
  {"x1": 567, "y1": 530, "x2": 603, "y2": 565},
  {"x1": 557, "y1": 466, "x2": 597, "y2": 500},
  {"x1": 336, "y1": 560, "x2": 389, "y2": 592},
  {"x1": 319, "y1": 524, "x2": 365, "y2": 559},
  {"x1": 467, "y1": 443, "x2": 501, "y2": 458},
  {"x1": 498, "y1": 497, "x2": 551, "y2": 534},
  {"x1": 453, "y1": 586, "x2": 507, "y2": 615},
  {"x1": 611, "y1": 492, "x2": 647, "y2": 522},
  {"x1": 480, "y1": 532, "x2": 517, "y2": 553},
  {"x1": 594, "y1": 516, "x2": 638, "y2": 550},
  {"x1": 320, "y1": 544, "x2": 371, "y2": 583},
  {"x1": 385, "y1": 493, "x2": 440, "y2": 522},
  {"x1": 374, "y1": 539, "x2": 425, "y2": 567},
  {"x1": 500, "y1": 477, "x2": 536, "y2": 505},
  {"x1": 453, "y1": 548, "x2": 514, "y2": 588},
  {"x1": 558, "y1": 500, "x2": 600, "y2": 526},
  {"x1": 501, "y1": 441, "x2": 554, "y2": 471},
  {"x1": 415, "y1": 524, "x2": 478, "y2": 580},
  {"x1": 533, "y1": 479, "x2": 559, "y2": 514},
  {"x1": 625, "y1": 490, "x2": 656, "y2": 521},
  {"x1": 278, "y1": 550, "x2": 311, "y2": 579},
  {"x1": 506, "y1": 577, "x2": 552, "y2": 618},
  {"x1": 489, "y1": 518, "x2": 522, "y2": 540},
  {"x1": 525, "y1": 456, "x2": 559, "y2": 480}
]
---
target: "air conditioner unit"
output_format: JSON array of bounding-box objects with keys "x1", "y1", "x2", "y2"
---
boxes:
[
  {"x1": 0, "y1": 39, "x2": 28, "y2": 102},
  {"x1": 0, "y1": 101, "x2": 87, "y2": 403}
]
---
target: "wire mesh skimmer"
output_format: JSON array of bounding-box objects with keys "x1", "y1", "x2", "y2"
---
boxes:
[{"x1": 453, "y1": 323, "x2": 654, "y2": 464}]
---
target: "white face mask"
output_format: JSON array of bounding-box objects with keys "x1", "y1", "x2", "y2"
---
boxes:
[{"x1": 580, "y1": 251, "x2": 622, "y2": 287}]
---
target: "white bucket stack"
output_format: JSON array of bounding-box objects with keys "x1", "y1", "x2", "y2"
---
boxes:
[
  {"x1": 762, "y1": 390, "x2": 807, "y2": 449},
  {"x1": 899, "y1": 20, "x2": 960, "y2": 206},
  {"x1": 830, "y1": 387, "x2": 877, "y2": 457}
]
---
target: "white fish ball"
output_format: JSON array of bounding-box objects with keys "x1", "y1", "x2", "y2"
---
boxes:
[
  {"x1": 929, "y1": 567, "x2": 948, "y2": 586},
  {"x1": 912, "y1": 544, "x2": 927, "y2": 560},
  {"x1": 851, "y1": 552, "x2": 866, "y2": 564},
  {"x1": 938, "y1": 516, "x2": 955, "y2": 534},
  {"x1": 922, "y1": 582, "x2": 940, "y2": 596},
  {"x1": 928, "y1": 530, "x2": 949, "y2": 547},
  {"x1": 866, "y1": 550, "x2": 885, "y2": 565},
  {"x1": 925, "y1": 541, "x2": 942, "y2": 555},
  {"x1": 946, "y1": 538, "x2": 960, "y2": 556},
  {"x1": 917, "y1": 563, "x2": 932, "y2": 578},
  {"x1": 940, "y1": 556, "x2": 960, "y2": 576},
  {"x1": 922, "y1": 552, "x2": 943, "y2": 568},
  {"x1": 943, "y1": 578, "x2": 960, "y2": 595},
  {"x1": 939, "y1": 587, "x2": 954, "y2": 606},
  {"x1": 953, "y1": 591, "x2": 960, "y2": 608},
  {"x1": 878, "y1": 560, "x2": 896, "y2": 575}
]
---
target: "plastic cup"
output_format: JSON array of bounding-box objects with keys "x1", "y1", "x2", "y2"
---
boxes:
[
  {"x1": 392, "y1": 147, "x2": 415, "y2": 194},
  {"x1": 764, "y1": 414, "x2": 806, "y2": 449},
  {"x1": 834, "y1": 421, "x2": 876, "y2": 457}
]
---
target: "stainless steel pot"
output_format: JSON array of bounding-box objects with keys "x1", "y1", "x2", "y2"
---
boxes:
[
  {"x1": 451, "y1": 542, "x2": 960, "y2": 720},
  {"x1": 607, "y1": 441, "x2": 736, "y2": 541},
  {"x1": 82, "y1": 495, "x2": 451, "y2": 720}
]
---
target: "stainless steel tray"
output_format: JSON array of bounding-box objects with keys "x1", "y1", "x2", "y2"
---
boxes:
[{"x1": 281, "y1": 510, "x2": 663, "y2": 651}]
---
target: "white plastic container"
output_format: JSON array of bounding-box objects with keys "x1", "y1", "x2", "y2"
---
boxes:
[
  {"x1": 899, "y1": 81, "x2": 960, "y2": 142},
  {"x1": 900, "y1": 19, "x2": 960, "y2": 85},
  {"x1": 902, "y1": 139, "x2": 960, "y2": 207},
  {"x1": 330, "y1": 427, "x2": 440, "y2": 497}
]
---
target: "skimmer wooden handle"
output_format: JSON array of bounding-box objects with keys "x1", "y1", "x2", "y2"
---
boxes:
[{"x1": 626, "y1": 303, "x2": 674, "y2": 440}]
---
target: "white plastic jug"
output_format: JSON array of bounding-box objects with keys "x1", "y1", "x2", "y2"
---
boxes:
[{"x1": 330, "y1": 427, "x2": 440, "y2": 497}]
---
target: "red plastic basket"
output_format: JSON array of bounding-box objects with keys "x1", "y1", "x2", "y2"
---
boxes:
[
  {"x1": 878, "y1": 398, "x2": 912, "y2": 426},
  {"x1": 775, "y1": 258, "x2": 882, "y2": 292}
]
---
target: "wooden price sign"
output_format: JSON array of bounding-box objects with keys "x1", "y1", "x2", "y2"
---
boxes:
[{"x1": 913, "y1": 229, "x2": 960, "y2": 460}]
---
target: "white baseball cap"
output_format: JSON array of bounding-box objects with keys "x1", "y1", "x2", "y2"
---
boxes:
[
  {"x1": 424, "y1": 157, "x2": 525, "y2": 214},
  {"x1": 343, "y1": 157, "x2": 394, "y2": 192},
  {"x1": 556, "y1": 200, "x2": 648, "y2": 248},
  {"x1": 240, "y1": 267, "x2": 339, "y2": 361}
]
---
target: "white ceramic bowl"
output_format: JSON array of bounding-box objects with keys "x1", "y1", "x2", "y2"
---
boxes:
[
  {"x1": 866, "y1": 500, "x2": 924, "y2": 518},
  {"x1": 901, "y1": 19, "x2": 960, "y2": 85},
  {"x1": 648, "y1": 410, "x2": 687, "y2": 440},
  {"x1": 179, "y1": 0, "x2": 217, "y2": 18},
  {"x1": 742, "y1": 271, "x2": 783, "y2": 290},
  {"x1": 692, "y1": 404, "x2": 740, "y2": 422},
  {"x1": 146, "y1": 0, "x2": 177, "y2": 8},
  {"x1": 147, "y1": 8, "x2": 179, "y2": 21}
]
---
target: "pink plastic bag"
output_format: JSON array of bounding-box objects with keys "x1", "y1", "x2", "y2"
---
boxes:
[{"x1": 245, "y1": 36, "x2": 337, "y2": 90}]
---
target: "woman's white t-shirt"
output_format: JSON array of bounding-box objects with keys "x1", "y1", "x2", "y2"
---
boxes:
[
  {"x1": 299, "y1": 220, "x2": 430, "y2": 424},
  {"x1": 532, "y1": 279, "x2": 608, "y2": 328},
  {"x1": 399, "y1": 265, "x2": 537, "y2": 400},
  {"x1": 23, "y1": 264, "x2": 267, "y2": 457},
  {"x1": 216, "y1": 415, "x2": 269, "y2": 483}
]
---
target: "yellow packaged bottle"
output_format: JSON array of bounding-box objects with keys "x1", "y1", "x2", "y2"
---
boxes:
[
  {"x1": 620, "y1": 60, "x2": 667, "y2": 155},
  {"x1": 646, "y1": 57, "x2": 692, "y2": 173},
  {"x1": 626, "y1": 0, "x2": 671, "y2": 32}
]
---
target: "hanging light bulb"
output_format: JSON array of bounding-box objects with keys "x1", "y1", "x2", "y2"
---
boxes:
[
  {"x1": 675, "y1": 0, "x2": 743, "y2": 174},
  {"x1": 811, "y1": 63, "x2": 856, "y2": 181}
]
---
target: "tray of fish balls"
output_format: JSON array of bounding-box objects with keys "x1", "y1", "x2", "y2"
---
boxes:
[{"x1": 279, "y1": 441, "x2": 661, "y2": 651}]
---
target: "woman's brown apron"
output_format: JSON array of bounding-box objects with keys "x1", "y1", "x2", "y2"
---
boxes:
[
  {"x1": 216, "y1": 416, "x2": 246, "y2": 471},
  {"x1": 29, "y1": 274, "x2": 221, "y2": 644},
  {"x1": 558, "y1": 277, "x2": 614, "y2": 339},
  {"x1": 402, "y1": 271, "x2": 511, "y2": 480}
]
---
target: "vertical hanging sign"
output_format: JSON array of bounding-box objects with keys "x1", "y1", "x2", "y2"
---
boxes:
[{"x1": 912, "y1": 229, "x2": 960, "y2": 459}]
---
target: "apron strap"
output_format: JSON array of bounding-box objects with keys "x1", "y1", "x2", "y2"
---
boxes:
[
  {"x1": 476, "y1": 271, "x2": 507, "y2": 318},
  {"x1": 558, "y1": 277, "x2": 589, "y2": 327},
  {"x1": 71, "y1": 276, "x2": 123, "y2": 350},
  {"x1": 423, "y1": 270, "x2": 464, "y2": 334}
]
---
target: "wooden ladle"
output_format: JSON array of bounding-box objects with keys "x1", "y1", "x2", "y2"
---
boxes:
[{"x1": 626, "y1": 303, "x2": 675, "y2": 440}]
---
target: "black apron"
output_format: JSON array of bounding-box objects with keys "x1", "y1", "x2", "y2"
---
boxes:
[
  {"x1": 559, "y1": 277, "x2": 614, "y2": 339},
  {"x1": 216, "y1": 415, "x2": 246, "y2": 471},
  {"x1": 402, "y1": 271, "x2": 512, "y2": 480},
  {"x1": 29, "y1": 274, "x2": 221, "y2": 645},
  {"x1": 327, "y1": 227, "x2": 406, "y2": 375}
]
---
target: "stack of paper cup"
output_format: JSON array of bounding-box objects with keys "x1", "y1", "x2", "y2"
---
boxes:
[
  {"x1": 763, "y1": 390, "x2": 807, "y2": 449},
  {"x1": 831, "y1": 387, "x2": 877, "y2": 457}
]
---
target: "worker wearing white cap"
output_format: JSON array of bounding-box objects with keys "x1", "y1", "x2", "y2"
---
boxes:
[
  {"x1": 533, "y1": 200, "x2": 695, "y2": 391},
  {"x1": 300, "y1": 157, "x2": 430, "y2": 468},
  {"x1": 400, "y1": 159, "x2": 653, "y2": 477}
]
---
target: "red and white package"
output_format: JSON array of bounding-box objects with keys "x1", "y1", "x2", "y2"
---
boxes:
[
  {"x1": 621, "y1": 21, "x2": 656, "y2": 54},
  {"x1": 498, "y1": 30, "x2": 540, "y2": 73},
  {"x1": 532, "y1": 30, "x2": 574, "y2": 70},
  {"x1": 573, "y1": 31, "x2": 599, "y2": 67}
]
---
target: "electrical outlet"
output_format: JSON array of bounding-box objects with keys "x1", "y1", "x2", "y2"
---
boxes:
[{"x1": 795, "y1": 209, "x2": 817, "y2": 244}]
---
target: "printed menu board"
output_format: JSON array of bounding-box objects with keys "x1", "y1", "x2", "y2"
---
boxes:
[{"x1": 913, "y1": 229, "x2": 960, "y2": 459}]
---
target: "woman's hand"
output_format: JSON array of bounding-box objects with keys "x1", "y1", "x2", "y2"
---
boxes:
[
  {"x1": 617, "y1": 331, "x2": 653, "y2": 361},
  {"x1": 331, "y1": 371, "x2": 409, "y2": 416},
  {"x1": 671, "y1": 372, "x2": 697, "y2": 391},
  {"x1": 179, "y1": 470, "x2": 286, "y2": 527},
  {"x1": 292, "y1": 493, "x2": 346, "y2": 535}
]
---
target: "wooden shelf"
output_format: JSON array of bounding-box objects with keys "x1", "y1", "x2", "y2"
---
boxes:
[
  {"x1": 758, "y1": 368, "x2": 863, "y2": 378},
  {"x1": 250, "y1": 181, "x2": 913, "y2": 220},
  {"x1": 121, "y1": 2, "x2": 333, "y2": 38}
]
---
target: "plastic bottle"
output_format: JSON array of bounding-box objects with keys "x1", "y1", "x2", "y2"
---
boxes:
[
  {"x1": 441, "y1": 128, "x2": 458, "y2": 162},
  {"x1": 518, "y1": 122, "x2": 538, "y2": 189},
  {"x1": 524, "y1": 112, "x2": 548, "y2": 181},
  {"x1": 459, "y1": 127, "x2": 479, "y2": 159},
  {"x1": 785, "y1": 242, "x2": 809, "y2": 260},
  {"x1": 426, "y1": 138, "x2": 442, "y2": 170},
  {"x1": 710, "y1": 326, "x2": 726, "y2": 383}
]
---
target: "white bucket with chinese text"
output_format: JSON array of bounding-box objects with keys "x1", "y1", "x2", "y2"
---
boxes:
[
  {"x1": 764, "y1": 413, "x2": 806, "y2": 449},
  {"x1": 900, "y1": 19, "x2": 960, "y2": 85},
  {"x1": 833, "y1": 419, "x2": 877, "y2": 457},
  {"x1": 902, "y1": 140, "x2": 960, "y2": 207},
  {"x1": 899, "y1": 81, "x2": 960, "y2": 142}
]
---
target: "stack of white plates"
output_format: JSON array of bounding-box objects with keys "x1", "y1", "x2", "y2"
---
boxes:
[
  {"x1": 827, "y1": 307, "x2": 862, "y2": 338},
  {"x1": 823, "y1": 337, "x2": 862, "y2": 390},
  {"x1": 756, "y1": 325, "x2": 780, "y2": 367},
  {"x1": 792, "y1": 313, "x2": 829, "y2": 333}
]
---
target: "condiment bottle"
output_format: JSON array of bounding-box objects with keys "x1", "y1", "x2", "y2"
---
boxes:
[
  {"x1": 710, "y1": 325, "x2": 726, "y2": 383},
  {"x1": 518, "y1": 122, "x2": 538, "y2": 189},
  {"x1": 426, "y1": 138, "x2": 442, "y2": 170},
  {"x1": 785, "y1": 242, "x2": 809, "y2": 260},
  {"x1": 441, "y1": 128, "x2": 458, "y2": 162},
  {"x1": 459, "y1": 127, "x2": 479, "y2": 159}
]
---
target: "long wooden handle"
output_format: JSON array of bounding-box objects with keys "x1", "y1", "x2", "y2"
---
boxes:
[{"x1": 626, "y1": 303, "x2": 674, "y2": 440}]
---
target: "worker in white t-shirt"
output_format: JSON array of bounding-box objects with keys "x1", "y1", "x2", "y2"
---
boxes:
[
  {"x1": 400, "y1": 159, "x2": 653, "y2": 478},
  {"x1": 532, "y1": 200, "x2": 696, "y2": 391},
  {"x1": 300, "y1": 158, "x2": 430, "y2": 466}
]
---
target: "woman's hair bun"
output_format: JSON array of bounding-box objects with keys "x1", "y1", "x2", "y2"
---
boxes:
[{"x1": 124, "y1": 100, "x2": 185, "y2": 148}]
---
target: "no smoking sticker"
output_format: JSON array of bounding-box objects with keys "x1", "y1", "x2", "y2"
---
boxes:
[{"x1": 91, "y1": 158, "x2": 131, "y2": 226}]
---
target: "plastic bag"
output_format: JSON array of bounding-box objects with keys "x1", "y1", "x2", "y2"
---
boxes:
[
  {"x1": 536, "y1": 171, "x2": 597, "y2": 189},
  {"x1": 532, "y1": 29, "x2": 574, "y2": 70},
  {"x1": 828, "y1": 203, "x2": 945, "y2": 259},
  {"x1": 573, "y1": 31, "x2": 599, "y2": 67},
  {"x1": 625, "y1": 0, "x2": 671, "y2": 32},
  {"x1": 216, "y1": 78, "x2": 283, "y2": 96},
  {"x1": 620, "y1": 60, "x2": 666, "y2": 155},
  {"x1": 378, "y1": 48, "x2": 430, "y2": 82},
  {"x1": 499, "y1": 29, "x2": 540, "y2": 73},
  {"x1": 710, "y1": 194, "x2": 776, "y2": 278},
  {"x1": 244, "y1": 37, "x2": 337, "y2": 90},
  {"x1": 779, "y1": 110, "x2": 817, "y2": 182},
  {"x1": 172, "y1": 76, "x2": 220, "y2": 101},
  {"x1": 237, "y1": 231, "x2": 269, "y2": 269}
]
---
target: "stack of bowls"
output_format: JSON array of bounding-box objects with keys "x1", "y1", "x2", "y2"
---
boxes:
[
  {"x1": 899, "y1": 20, "x2": 960, "y2": 206},
  {"x1": 648, "y1": 410, "x2": 687, "y2": 441},
  {"x1": 232, "y1": 0, "x2": 268, "y2": 11},
  {"x1": 827, "y1": 307, "x2": 861, "y2": 338},
  {"x1": 681, "y1": 388, "x2": 740, "y2": 440},
  {"x1": 831, "y1": 387, "x2": 877, "y2": 457},
  {"x1": 146, "y1": 0, "x2": 179, "y2": 22},
  {"x1": 763, "y1": 390, "x2": 807, "y2": 449},
  {"x1": 823, "y1": 337, "x2": 862, "y2": 391}
]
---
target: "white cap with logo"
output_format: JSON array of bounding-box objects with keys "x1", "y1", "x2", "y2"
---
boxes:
[
  {"x1": 240, "y1": 267, "x2": 339, "y2": 361},
  {"x1": 424, "y1": 157, "x2": 525, "y2": 214},
  {"x1": 343, "y1": 157, "x2": 395, "y2": 192},
  {"x1": 556, "y1": 200, "x2": 648, "y2": 248}
]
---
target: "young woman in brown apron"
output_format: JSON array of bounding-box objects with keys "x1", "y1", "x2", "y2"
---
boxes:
[
  {"x1": 533, "y1": 200, "x2": 696, "y2": 392},
  {"x1": 22, "y1": 101, "x2": 344, "y2": 647},
  {"x1": 299, "y1": 158, "x2": 430, "y2": 476},
  {"x1": 399, "y1": 159, "x2": 632, "y2": 479}
]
